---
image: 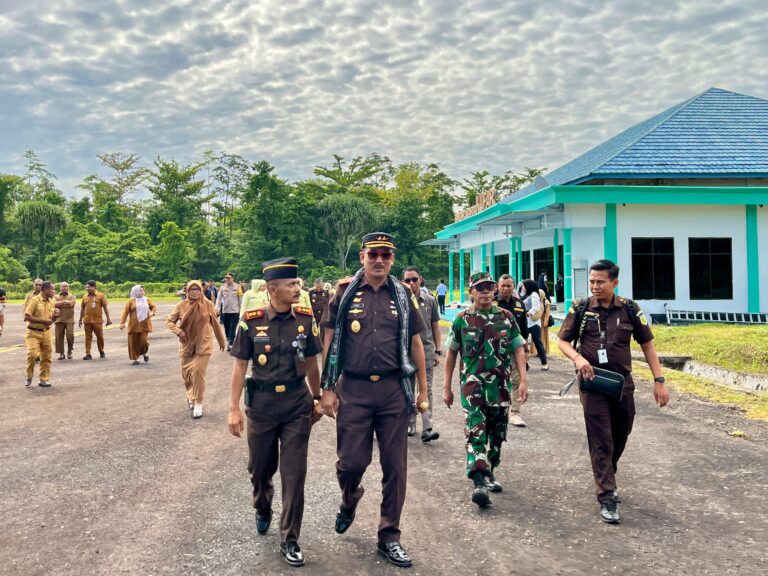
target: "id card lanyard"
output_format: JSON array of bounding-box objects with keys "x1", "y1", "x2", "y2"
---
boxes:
[{"x1": 597, "y1": 309, "x2": 608, "y2": 364}]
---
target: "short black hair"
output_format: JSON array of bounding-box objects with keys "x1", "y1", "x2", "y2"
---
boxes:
[
  {"x1": 86, "y1": 280, "x2": 96, "y2": 287},
  {"x1": 439, "y1": 278, "x2": 445, "y2": 283},
  {"x1": 590, "y1": 259, "x2": 620, "y2": 280},
  {"x1": 41, "y1": 281, "x2": 54, "y2": 291},
  {"x1": 403, "y1": 266, "x2": 420, "y2": 276},
  {"x1": 498, "y1": 274, "x2": 514, "y2": 282},
  {"x1": 0, "y1": 287, "x2": 6, "y2": 297}
]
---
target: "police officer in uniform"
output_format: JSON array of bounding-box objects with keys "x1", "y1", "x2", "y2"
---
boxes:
[
  {"x1": 320, "y1": 232, "x2": 428, "y2": 569},
  {"x1": 308, "y1": 278, "x2": 329, "y2": 343},
  {"x1": 227, "y1": 257, "x2": 322, "y2": 567},
  {"x1": 558, "y1": 259, "x2": 669, "y2": 524},
  {"x1": 24, "y1": 280, "x2": 59, "y2": 387},
  {"x1": 444, "y1": 272, "x2": 528, "y2": 507},
  {"x1": 495, "y1": 274, "x2": 529, "y2": 427}
]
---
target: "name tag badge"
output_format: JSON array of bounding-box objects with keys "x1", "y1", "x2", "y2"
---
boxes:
[
  {"x1": 92, "y1": 301, "x2": 96, "y2": 308},
  {"x1": 598, "y1": 348, "x2": 608, "y2": 364}
]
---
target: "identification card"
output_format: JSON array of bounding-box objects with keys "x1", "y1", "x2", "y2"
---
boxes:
[
  {"x1": 92, "y1": 300, "x2": 96, "y2": 309},
  {"x1": 598, "y1": 348, "x2": 608, "y2": 364}
]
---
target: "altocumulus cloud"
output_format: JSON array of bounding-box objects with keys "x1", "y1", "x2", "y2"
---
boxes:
[{"x1": 1, "y1": 0, "x2": 767, "y2": 192}]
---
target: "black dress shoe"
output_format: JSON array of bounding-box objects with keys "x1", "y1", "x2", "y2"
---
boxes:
[
  {"x1": 280, "y1": 541, "x2": 305, "y2": 567},
  {"x1": 335, "y1": 487, "x2": 363, "y2": 534},
  {"x1": 143, "y1": 354, "x2": 149, "y2": 363},
  {"x1": 420, "y1": 429, "x2": 440, "y2": 443},
  {"x1": 407, "y1": 425, "x2": 416, "y2": 437},
  {"x1": 255, "y1": 509, "x2": 272, "y2": 534},
  {"x1": 377, "y1": 541, "x2": 413, "y2": 568},
  {"x1": 83, "y1": 354, "x2": 92, "y2": 360},
  {"x1": 99, "y1": 351, "x2": 106, "y2": 358},
  {"x1": 58, "y1": 354, "x2": 65, "y2": 360}
]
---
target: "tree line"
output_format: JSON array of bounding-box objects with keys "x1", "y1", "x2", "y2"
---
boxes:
[{"x1": 0, "y1": 150, "x2": 543, "y2": 287}]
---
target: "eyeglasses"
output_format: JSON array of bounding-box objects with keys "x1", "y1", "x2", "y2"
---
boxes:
[
  {"x1": 473, "y1": 282, "x2": 495, "y2": 293},
  {"x1": 366, "y1": 251, "x2": 392, "y2": 261},
  {"x1": 402, "y1": 277, "x2": 420, "y2": 284}
]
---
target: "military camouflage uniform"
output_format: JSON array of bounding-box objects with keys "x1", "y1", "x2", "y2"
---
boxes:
[{"x1": 447, "y1": 304, "x2": 525, "y2": 477}]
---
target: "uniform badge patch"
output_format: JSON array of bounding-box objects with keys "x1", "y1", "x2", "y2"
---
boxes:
[
  {"x1": 312, "y1": 321, "x2": 320, "y2": 337},
  {"x1": 298, "y1": 325, "x2": 305, "y2": 333},
  {"x1": 351, "y1": 320, "x2": 361, "y2": 333},
  {"x1": 258, "y1": 354, "x2": 268, "y2": 365},
  {"x1": 244, "y1": 309, "x2": 265, "y2": 320},
  {"x1": 294, "y1": 306, "x2": 313, "y2": 316}
]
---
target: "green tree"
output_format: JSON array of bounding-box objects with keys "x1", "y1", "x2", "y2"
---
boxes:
[
  {"x1": 317, "y1": 194, "x2": 378, "y2": 270},
  {"x1": 146, "y1": 158, "x2": 209, "y2": 240},
  {"x1": 0, "y1": 174, "x2": 24, "y2": 241},
  {"x1": 156, "y1": 221, "x2": 192, "y2": 281},
  {"x1": 0, "y1": 245, "x2": 29, "y2": 282},
  {"x1": 16, "y1": 200, "x2": 68, "y2": 277},
  {"x1": 95, "y1": 152, "x2": 150, "y2": 204}
]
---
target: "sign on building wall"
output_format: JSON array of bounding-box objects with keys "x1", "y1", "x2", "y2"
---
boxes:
[{"x1": 454, "y1": 189, "x2": 496, "y2": 222}]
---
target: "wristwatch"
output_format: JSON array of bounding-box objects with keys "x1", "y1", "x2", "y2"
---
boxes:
[
  {"x1": 435, "y1": 350, "x2": 442, "y2": 356},
  {"x1": 653, "y1": 376, "x2": 666, "y2": 384}
]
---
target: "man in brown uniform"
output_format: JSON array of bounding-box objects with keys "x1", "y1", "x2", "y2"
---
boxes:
[
  {"x1": 78, "y1": 280, "x2": 112, "y2": 360},
  {"x1": 320, "y1": 232, "x2": 428, "y2": 569},
  {"x1": 228, "y1": 257, "x2": 322, "y2": 568},
  {"x1": 54, "y1": 281, "x2": 76, "y2": 359},
  {"x1": 23, "y1": 278, "x2": 43, "y2": 313},
  {"x1": 24, "y1": 281, "x2": 58, "y2": 387},
  {"x1": 558, "y1": 259, "x2": 669, "y2": 525},
  {"x1": 308, "y1": 278, "x2": 329, "y2": 343}
]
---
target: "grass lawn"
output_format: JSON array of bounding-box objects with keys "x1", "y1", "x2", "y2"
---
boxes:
[{"x1": 636, "y1": 323, "x2": 768, "y2": 375}]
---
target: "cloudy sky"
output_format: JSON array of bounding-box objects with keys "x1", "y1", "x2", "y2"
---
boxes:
[{"x1": 1, "y1": 0, "x2": 767, "y2": 195}]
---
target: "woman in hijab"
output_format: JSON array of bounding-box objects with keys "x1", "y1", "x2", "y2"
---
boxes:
[
  {"x1": 166, "y1": 280, "x2": 227, "y2": 419},
  {"x1": 239, "y1": 278, "x2": 269, "y2": 318},
  {"x1": 119, "y1": 285, "x2": 157, "y2": 365}
]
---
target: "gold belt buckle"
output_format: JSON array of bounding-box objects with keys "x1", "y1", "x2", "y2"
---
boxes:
[
  {"x1": 369, "y1": 375, "x2": 380, "y2": 382},
  {"x1": 275, "y1": 385, "x2": 286, "y2": 393}
]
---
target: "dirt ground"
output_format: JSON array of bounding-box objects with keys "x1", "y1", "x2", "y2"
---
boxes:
[{"x1": 1, "y1": 302, "x2": 766, "y2": 576}]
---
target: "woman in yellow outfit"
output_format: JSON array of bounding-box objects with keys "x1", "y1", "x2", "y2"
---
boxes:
[{"x1": 119, "y1": 285, "x2": 157, "y2": 365}]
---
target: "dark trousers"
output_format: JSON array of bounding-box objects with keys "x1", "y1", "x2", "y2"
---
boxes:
[
  {"x1": 337, "y1": 374, "x2": 409, "y2": 543},
  {"x1": 528, "y1": 324, "x2": 548, "y2": 366},
  {"x1": 437, "y1": 295, "x2": 446, "y2": 315},
  {"x1": 580, "y1": 381, "x2": 636, "y2": 503},
  {"x1": 220, "y1": 313, "x2": 238, "y2": 344},
  {"x1": 246, "y1": 387, "x2": 312, "y2": 543}
]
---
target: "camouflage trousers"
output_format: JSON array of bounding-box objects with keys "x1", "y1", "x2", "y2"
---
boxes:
[{"x1": 462, "y1": 403, "x2": 509, "y2": 477}]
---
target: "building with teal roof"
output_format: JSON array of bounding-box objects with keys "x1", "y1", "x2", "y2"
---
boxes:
[{"x1": 428, "y1": 87, "x2": 768, "y2": 317}]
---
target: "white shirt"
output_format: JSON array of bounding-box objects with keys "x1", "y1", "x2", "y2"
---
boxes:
[{"x1": 524, "y1": 291, "x2": 542, "y2": 328}]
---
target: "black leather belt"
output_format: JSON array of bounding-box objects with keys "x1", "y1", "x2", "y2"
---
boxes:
[
  {"x1": 343, "y1": 369, "x2": 400, "y2": 382},
  {"x1": 248, "y1": 377, "x2": 305, "y2": 394},
  {"x1": 27, "y1": 326, "x2": 49, "y2": 332}
]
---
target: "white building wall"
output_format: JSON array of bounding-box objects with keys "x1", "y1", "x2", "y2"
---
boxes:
[
  {"x1": 758, "y1": 205, "x2": 768, "y2": 313},
  {"x1": 616, "y1": 204, "x2": 748, "y2": 315}
]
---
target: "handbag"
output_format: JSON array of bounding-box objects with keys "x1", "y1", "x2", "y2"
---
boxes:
[{"x1": 578, "y1": 367, "x2": 626, "y2": 402}]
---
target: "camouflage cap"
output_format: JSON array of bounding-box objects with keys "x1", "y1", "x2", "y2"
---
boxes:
[{"x1": 469, "y1": 271, "x2": 494, "y2": 288}]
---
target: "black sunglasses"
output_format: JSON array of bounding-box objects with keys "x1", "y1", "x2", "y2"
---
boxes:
[
  {"x1": 366, "y1": 251, "x2": 393, "y2": 261},
  {"x1": 473, "y1": 282, "x2": 495, "y2": 292},
  {"x1": 402, "y1": 277, "x2": 420, "y2": 284}
]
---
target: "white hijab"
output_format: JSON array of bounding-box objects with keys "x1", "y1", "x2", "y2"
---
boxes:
[{"x1": 131, "y1": 285, "x2": 150, "y2": 322}]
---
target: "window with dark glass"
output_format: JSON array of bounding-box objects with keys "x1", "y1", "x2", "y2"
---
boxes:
[
  {"x1": 689, "y1": 238, "x2": 733, "y2": 300},
  {"x1": 631, "y1": 238, "x2": 675, "y2": 299}
]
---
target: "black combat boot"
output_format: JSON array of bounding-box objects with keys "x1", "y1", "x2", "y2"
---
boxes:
[{"x1": 471, "y1": 472, "x2": 491, "y2": 507}]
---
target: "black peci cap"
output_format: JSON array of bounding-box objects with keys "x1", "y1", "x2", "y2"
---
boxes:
[
  {"x1": 361, "y1": 232, "x2": 396, "y2": 251},
  {"x1": 262, "y1": 257, "x2": 299, "y2": 282}
]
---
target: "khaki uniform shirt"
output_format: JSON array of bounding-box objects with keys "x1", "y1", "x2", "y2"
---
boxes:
[
  {"x1": 321, "y1": 279, "x2": 425, "y2": 375},
  {"x1": 55, "y1": 293, "x2": 77, "y2": 324},
  {"x1": 230, "y1": 304, "x2": 321, "y2": 383},
  {"x1": 81, "y1": 292, "x2": 108, "y2": 324},
  {"x1": 25, "y1": 295, "x2": 55, "y2": 331},
  {"x1": 558, "y1": 294, "x2": 653, "y2": 375}
]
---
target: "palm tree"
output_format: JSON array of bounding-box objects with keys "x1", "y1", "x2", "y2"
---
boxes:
[{"x1": 16, "y1": 200, "x2": 68, "y2": 277}]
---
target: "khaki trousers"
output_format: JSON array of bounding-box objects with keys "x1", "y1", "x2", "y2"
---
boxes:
[
  {"x1": 181, "y1": 354, "x2": 211, "y2": 404},
  {"x1": 55, "y1": 322, "x2": 74, "y2": 354},
  {"x1": 84, "y1": 323, "x2": 104, "y2": 354},
  {"x1": 26, "y1": 329, "x2": 52, "y2": 380}
]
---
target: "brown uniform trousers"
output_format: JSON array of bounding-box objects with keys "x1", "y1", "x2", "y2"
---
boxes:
[
  {"x1": 55, "y1": 323, "x2": 74, "y2": 355},
  {"x1": 84, "y1": 323, "x2": 105, "y2": 355},
  {"x1": 26, "y1": 328, "x2": 52, "y2": 380},
  {"x1": 337, "y1": 373, "x2": 409, "y2": 543},
  {"x1": 247, "y1": 386, "x2": 312, "y2": 543}
]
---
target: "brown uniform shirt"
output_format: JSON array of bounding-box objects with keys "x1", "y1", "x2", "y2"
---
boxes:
[
  {"x1": 230, "y1": 304, "x2": 321, "y2": 383},
  {"x1": 81, "y1": 292, "x2": 108, "y2": 324},
  {"x1": 558, "y1": 294, "x2": 653, "y2": 375},
  {"x1": 55, "y1": 293, "x2": 77, "y2": 324},
  {"x1": 25, "y1": 295, "x2": 55, "y2": 331},
  {"x1": 308, "y1": 288, "x2": 330, "y2": 323},
  {"x1": 321, "y1": 278, "x2": 426, "y2": 375}
]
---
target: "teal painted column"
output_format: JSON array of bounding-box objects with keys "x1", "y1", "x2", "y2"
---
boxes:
[
  {"x1": 553, "y1": 228, "x2": 560, "y2": 303},
  {"x1": 459, "y1": 249, "x2": 466, "y2": 304},
  {"x1": 448, "y1": 251, "x2": 454, "y2": 304},
  {"x1": 516, "y1": 238, "x2": 523, "y2": 282},
  {"x1": 746, "y1": 205, "x2": 760, "y2": 313},
  {"x1": 489, "y1": 241, "x2": 496, "y2": 279},
  {"x1": 604, "y1": 203, "x2": 618, "y2": 262},
  {"x1": 509, "y1": 236, "x2": 517, "y2": 277},
  {"x1": 480, "y1": 244, "x2": 487, "y2": 273},
  {"x1": 563, "y1": 228, "x2": 573, "y2": 312},
  {"x1": 470, "y1": 248, "x2": 475, "y2": 272}
]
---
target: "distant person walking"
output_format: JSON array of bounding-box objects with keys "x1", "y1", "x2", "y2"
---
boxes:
[
  {"x1": 167, "y1": 280, "x2": 227, "y2": 418},
  {"x1": 537, "y1": 270, "x2": 551, "y2": 302},
  {"x1": 240, "y1": 279, "x2": 268, "y2": 317},
  {"x1": 521, "y1": 279, "x2": 549, "y2": 370},
  {"x1": 555, "y1": 274, "x2": 565, "y2": 304},
  {"x1": 24, "y1": 281, "x2": 58, "y2": 387},
  {"x1": 78, "y1": 280, "x2": 112, "y2": 360},
  {"x1": 435, "y1": 278, "x2": 448, "y2": 315},
  {"x1": 23, "y1": 278, "x2": 43, "y2": 316},
  {"x1": 216, "y1": 272, "x2": 242, "y2": 351},
  {"x1": 119, "y1": 285, "x2": 157, "y2": 365},
  {"x1": 54, "y1": 281, "x2": 77, "y2": 360}
]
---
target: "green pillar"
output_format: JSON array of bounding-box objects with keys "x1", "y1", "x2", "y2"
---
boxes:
[
  {"x1": 459, "y1": 249, "x2": 466, "y2": 304},
  {"x1": 516, "y1": 238, "x2": 523, "y2": 282},
  {"x1": 746, "y1": 205, "x2": 760, "y2": 313},
  {"x1": 448, "y1": 251, "x2": 454, "y2": 304},
  {"x1": 480, "y1": 244, "x2": 487, "y2": 273},
  {"x1": 604, "y1": 203, "x2": 618, "y2": 262},
  {"x1": 553, "y1": 228, "x2": 560, "y2": 303},
  {"x1": 509, "y1": 236, "x2": 517, "y2": 277},
  {"x1": 489, "y1": 242, "x2": 495, "y2": 279},
  {"x1": 470, "y1": 248, "x2": 475, "y2": 272},
  {"x1": 563, "y1": 228, "x2": 573, "y2": 312}
]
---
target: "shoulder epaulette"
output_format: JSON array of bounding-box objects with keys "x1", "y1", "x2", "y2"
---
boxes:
[
  {"x1": 294, "y1": 306, "x2": 313, "y2": 316},
  {"x1": 244, "y1": 309, "x2": 265, "y2": 320}
]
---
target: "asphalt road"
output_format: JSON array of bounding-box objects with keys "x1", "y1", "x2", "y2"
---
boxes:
[{"x1": 1, "y1": 302, "x2": 766, "y2": 576}]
